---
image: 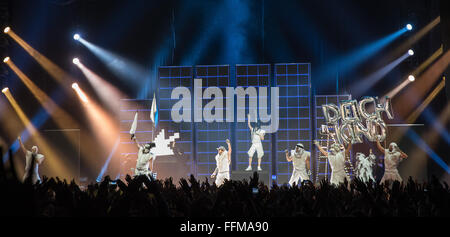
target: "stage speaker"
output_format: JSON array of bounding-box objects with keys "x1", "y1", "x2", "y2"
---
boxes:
[
  {"x1": 230, "y1": 170, "x2": 271, "y2": 186},
  {"x1": 441, "y1": 0, "x2": 450, "y2": 100}
]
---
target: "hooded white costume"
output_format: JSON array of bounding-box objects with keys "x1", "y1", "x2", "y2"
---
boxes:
[
  {"x1": 381, "y1": 143, "x2": 404, "y2": 183},
  {"x1": 288, "y1": 144, "x2": 311, "y2": 186},
  {"x1": 212, "y1": 147, "x2": 230, "y2": 186},
  {"x1": 328, "y1": 144, "x2": 349, "y2": 185},
  {"x1": 23, "y1": 146, "x2": 45, "y2": 184},
  {"x1": 135, "y1": 144, "x2": 155, "y2": 177}
]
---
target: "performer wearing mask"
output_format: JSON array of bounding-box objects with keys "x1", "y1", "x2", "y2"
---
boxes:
[
  {"x1": 376, "y1": 140, "x2": 408, "y2": 183},
  {"x1": 211, "y1": 139, "x2": 232, "y2": 186},
  {"x1": 314, "y1": 140, "x2": 351, "y2": 186},
  {"x1": 132, "y1": 136, "x2": 156, "y2": 178},
  {"x1": 355, "y1": 149, "x2": 376, "y2": 183},
  {"x1": 246, "y1": 114, "x2": 265, "y2": 171},
  {"x1": 285, "y1": 143, "x2": 311, "y2": 186},
  {"x1": 18, "y1": 136, "x2": 45, "y2": 184}
]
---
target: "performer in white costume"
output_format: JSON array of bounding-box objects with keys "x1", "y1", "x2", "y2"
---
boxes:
[
  {"x1": 132, "y1": 136, "x2": 156, "y2": 178},
  {"x1": 376, "y1": 140, "x2": 408, "y2": 183},
  {"x1": 285, "y1": 143, "x2": 311, "y2": 186},
  {"x1": 211, "y1": 139, "x2": 232, "y2": 186},
  {"x1": 18, "y1": 136, "x2": 45, "y2": 184},
  {"x1": 246, "y1": 114, "x2": 265, "y2": 171},
  {"x1": 355, "y1": 149, "x2": 376, "y2": 183},
  {"x1": 314, "y1": 140, "x2": 351, "y2": 186}
]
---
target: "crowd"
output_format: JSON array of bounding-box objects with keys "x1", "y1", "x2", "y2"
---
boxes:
[{"x1": 0, "y1": 148, "x2": 449, "y2": 217}]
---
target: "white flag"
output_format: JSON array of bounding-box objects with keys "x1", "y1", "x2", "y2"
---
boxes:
[
  {"x1": 130, "y1": 112, "x2": 138, "y2": 136},
  {"x1": 150, "y1": 93, "x2": 158, "y2": 127}
]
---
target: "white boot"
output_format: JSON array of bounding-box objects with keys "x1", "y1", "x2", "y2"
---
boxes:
[
  {"x1": 245, "y1": 166, "x2": 252, "y2": 171},
  {"x1": 257, "y1": 166, "x2": 262, "y2": 171}
]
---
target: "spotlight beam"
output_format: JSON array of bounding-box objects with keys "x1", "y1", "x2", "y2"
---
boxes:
[
  {"x1": 382, "y1": 16, "x2": 440, "y2": 64},
  {"x1": 2, "y1": 90, "x2": 74, "y2": 179},
  {"x1": 77, "y1": 37, "x2": 147, "y2": 88},
  {"x1": 5, "y1": 59, "x2": 79, "y2": 128},
  {"x1": 72, "y1": 83, "x2": 89, "y2": 103},
  {"x1": 384, "y1": 46, "x2": 444, "y2": 99},
  {"x1": 393, "y1": 49, "x2": 450, "y2": 118},
  {"x1": 406, "y1": 78, "x2": 445, "y2": 123},
  {"x1": 75, "y1": 61, "x2": 128, "y2": 114},
  {"x1": 351, "y1": 51, "x2": 411, "y2": 97},
  {"x1": 316, "y1": 26, "x2": 410, "y2": 83},
  {"x1": 5, "y1": 29, "x2": 74, "y2": 86},
  {"x1": 405, "y1": 103, "x2": 450, "y2": 175}
]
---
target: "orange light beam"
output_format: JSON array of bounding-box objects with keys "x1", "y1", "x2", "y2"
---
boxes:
[
  {"x1": 385, "y1": 46, "x2": 443, "y2": 99},
  {"x1": 5, "y1": 59, "x2": 79, "y2": 128},
  {"x1": 3, "y1": 90, "x2": 74, "y2": 179},
  {"x1": 5, "y1": 29, "x2": 72, "y2": 85}
]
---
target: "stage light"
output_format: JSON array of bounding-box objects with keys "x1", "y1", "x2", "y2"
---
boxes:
[
  {"x1": 406, "y1": 24, "x2": 413, "y2": 31},
  {"x1": 3, "y1": 26, "x2": 10, "y2": 33},
  {"x1": 352, "y1": 51, "x2": 411, "y2": 96},
  {"x1": 408, "y1": 75, "x2": 415, "y2": 82},
  {"x1": 3, "y1": 57, "x2": 9, "y2": 63},
  {"x1": 408, "y1": 49, "x2": 414, "y2": 56},
  {"x1": 2, "y1": 87, "x2": 8, "y2": 93},
  {"x1": 73, "y1": 34, "x2": 80, "y2": 40},
  {"x1": 72, "y1": 83, "x2": 88, "y2": 103},
  {"x1": 5, "y1": 28, "x2": 74, "y2": 84},
  {"x1": 72, "y1": 58, "x2": 80, "y2": 65},
  {"x1": 76, "y1": 37, "x2": 147, "y2": 88},
  {"x1": 74, "y1": 61, "x2": 128, "y2": 114}
]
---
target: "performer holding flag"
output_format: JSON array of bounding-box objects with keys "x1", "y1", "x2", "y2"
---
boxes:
[{"x1": 130, "y1": 112, "x2": 156, "y2": 178}]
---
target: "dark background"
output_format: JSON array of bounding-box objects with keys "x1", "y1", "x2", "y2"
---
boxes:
[{"x1": 0, "y1": 0, "x2": 447, "y2": 183}]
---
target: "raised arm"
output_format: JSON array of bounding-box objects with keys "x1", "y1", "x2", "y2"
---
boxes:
[
  {"x1": 285, "y1": 150, "x2": 292, "y2": 162},
  {"x1": 345, "y1": 142, "x2": 352, "y2": 157},
  {"x1": 399, "y1": 148, "x2": 408, "y2": 159},
  {"x1": 314, "y1": 140, "x2": 328, "y2": 156},
  {"x1": 18, "y1": 136, "x2": 27, "y2": 155},
  {"x1": 247, "y1": 114, "x2": 253, "y2": 131},
  {"x1": 376, "y1": 140, "x2": 385, "y2": 154},
  {"x1": 132, "y1": 136, "x2": 141, "y2": 149},
  {"x1": 226, "y1": 139, "x2": 232, "y2": 164}
]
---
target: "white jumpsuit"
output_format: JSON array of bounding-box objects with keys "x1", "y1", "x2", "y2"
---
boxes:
[
  {"x1": 135, "y1": 147, "x2": 154, "y2": 177},
  {"x1": 248, "y1": 129, "x2": 265, "y2": 158},
  {"x1": 381, "y1": 149, "x2": 403, "y2": 183},
  {"x1": 214, "y1": 150, "x2": 230, "y2": 186},
  {"x1": 23, "y1": 150, "x2": 44, "y2": 184},
  {"x1": 328, "y1": 151, "x2": 349, "y2": 185},
  {"x1": 288, "y1": 149, "x2": 310, "y2": 186}
]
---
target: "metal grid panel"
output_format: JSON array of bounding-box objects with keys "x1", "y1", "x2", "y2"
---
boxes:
[
  {"x1": 194, "y1": 65, "x2": 231, "y2": 178},
  {"x1": 158, "y1": 66, "x2": 194, "y2": 176},
  {"x1": 275, "y1": 63, "x2": 311, "y2": 185},
  {"x1": 235, "y1": 64, "x2": 272, "y2": 172}
]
